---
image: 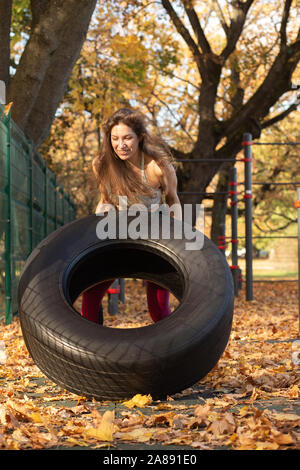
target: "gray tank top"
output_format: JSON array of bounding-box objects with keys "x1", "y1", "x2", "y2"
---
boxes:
[
  {"x1": 105, "y1": 152, "x2": 162, "y2": 209},
  {"x1": 140, "y1": 152, "x2": 162, "y2": 208}
]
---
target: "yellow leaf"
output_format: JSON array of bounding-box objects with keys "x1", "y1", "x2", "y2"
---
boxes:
[
  {"x1": 270, "y1": 411, "x2": 300, "y2": 422},
  {"x1": 256, "y1": 441, "x2": 279, "y2": 450},
  {"x1": 229, "y1": 433, "x2": 238, "y2": 442},
  {"x1": 6, "y1": 400, "x2": 32, "y2": 423},
  {"x1": 209, "y1": 413, "x2": 236, "y2": 436},
  {"x1": 146, "y1": 411, "x2": 176, "y2": 427},
  {"x1": 193, "y1": 404, "x2": 211, "y2": 419},
  {"x1": 238, "y1": 406, "x2": 250, "y2": 417},
  {"x1": 287, "y1": 384, "x2": 299, "y2": 398},
  {"x1": 122, "y1": 394, "x2": 152, "y2": 408},
  {"x1": 273, "y1": 433, "x2": 294, "y2": 445},
  {"x1": 115, "y1": 427, "x2": 154, "y2": 442},
  {"x1": 4, "y1": 102, "x2": 13, "y2": 115},
  {"x1": 61, "y1": 422, "x2": 85, "y2": 436},
  {"x1": 30, "y1": 412, "x2": 43, "y2": 423},
  {"x1": 66, "y1": 437, "x2": 90, "y2": 447},
  {"x1": 85, "y1": 410, "x2": 115, "y2": 441}
]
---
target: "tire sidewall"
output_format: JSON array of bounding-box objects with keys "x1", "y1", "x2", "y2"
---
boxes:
[{"x1": 18, "y1": 214, "x2": 234, "y2": 396}]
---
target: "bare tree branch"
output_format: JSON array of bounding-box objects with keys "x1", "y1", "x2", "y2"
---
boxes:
[
  {"x1": 182, "y1": 0, "x2": 211, "y2": 53},
  {"x1": 161, "y1": 0, "x2": 204, "y2": 75},
  {"x1": 151, "y1": 91, "x2": 195, "y2": 143},
  {"x1": 280, "y1": 0, "x2": 293, "y2": 47},
  {"x1": 220, "y1": 0, "x2": 254, "y2": 60},
  {"x1": 222, "y1": 32, "x2": 300, "y2": 139},
  {"x1": 253, "y1": 217, "x2": 296, "y2": 233},
  {"x1": 211, "y1": 0, "x2": 229, "y2": 34},
  {"x1": 150, "y1": 62, "x2": 200, "y2": 90},
  {"x1": 261, "y1": 102, "x2": 298, "y2": 129}
]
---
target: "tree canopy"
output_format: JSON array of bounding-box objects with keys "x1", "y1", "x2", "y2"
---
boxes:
[{"x1": 2, "y1": 0, "x2": 299, "y2": 238}]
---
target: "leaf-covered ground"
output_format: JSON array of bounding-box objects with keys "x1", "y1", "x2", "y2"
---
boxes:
[{"x1": 0, "y1": 280, "x2": 299, "y2": 450}]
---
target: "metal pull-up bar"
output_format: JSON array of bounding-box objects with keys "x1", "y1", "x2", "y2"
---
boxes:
[
  {"x1": 242, "y1": 134, "x2": 300, "y2": 331},
  {"x1": 242, "y1": 133, "x2": 253, "y2": 301},
  {"x1": 175, "y1": 133, "x2": 299, "y2": 320}
]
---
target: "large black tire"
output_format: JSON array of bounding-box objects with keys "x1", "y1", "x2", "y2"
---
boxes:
[{"x1": 18, "y1": 213, "x2": 234, "y2": 401}]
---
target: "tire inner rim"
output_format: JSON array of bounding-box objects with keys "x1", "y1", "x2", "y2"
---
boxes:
[{"x1": 62, "y1": 241, "x2": 187, "y2": 314}]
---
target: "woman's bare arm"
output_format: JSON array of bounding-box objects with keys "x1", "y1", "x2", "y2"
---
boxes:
[
  {"x1": 92, "y1": 159, "x2": 113, "y2": 214},
  {"x1": 159, "y1": 163, "x2": 182, "y2": 220}
]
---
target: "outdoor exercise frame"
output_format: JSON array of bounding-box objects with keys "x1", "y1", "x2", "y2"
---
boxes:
[
  {"x1": 242, "y1": 134, "x2": 300, "y2": 331},
  {"x1": 176, "y1": 133, "x2": 300, "y2": 329}
]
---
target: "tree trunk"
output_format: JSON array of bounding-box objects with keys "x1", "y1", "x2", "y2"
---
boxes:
[
  {"x1": 210, "y1": 165, "x2": 231, "y2": 245},
  {"x1": 7, "y1": 0, "x2": 97, "y2": 146},
  {"x1": 0, "y1": 0, "x2": 12, "y2": 88},
  {"x1": 24, "y1": 2, "x2": 97, "y2": 147}
]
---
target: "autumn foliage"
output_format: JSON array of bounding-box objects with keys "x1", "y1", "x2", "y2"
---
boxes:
[{"x1": 0, "y1": 281, "x2": 299, "y2": 450}]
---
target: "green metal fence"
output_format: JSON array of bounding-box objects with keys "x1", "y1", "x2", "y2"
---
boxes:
[{"x1": 0, "y1": 104, "x2": 77, "y2": 324}]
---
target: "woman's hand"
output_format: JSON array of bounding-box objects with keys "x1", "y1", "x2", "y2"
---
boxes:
[
  {"x1": 95, "y1": 201, "x2": 113, "y2": 215},
  {"x1": 161, "y1": 163, "x2": 182, "y2": 220}
]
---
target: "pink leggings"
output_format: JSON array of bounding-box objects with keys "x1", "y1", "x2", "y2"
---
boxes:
[{"x1": 81, "y1": 280, "x2": 171, "y2": 323}]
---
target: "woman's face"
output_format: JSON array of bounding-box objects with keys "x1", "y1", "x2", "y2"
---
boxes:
[{"x1": 110, "y1": 123, "x2": 140, "y2": 162}]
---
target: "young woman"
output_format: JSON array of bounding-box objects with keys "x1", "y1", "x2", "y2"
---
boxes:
[{"x1": 81, "y1": 107, "x2": 181, "y2": 324}]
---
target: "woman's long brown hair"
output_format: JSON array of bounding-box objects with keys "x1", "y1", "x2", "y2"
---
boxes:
[{"x1": 93, "y1": 108, "x2": 174, "y2": 206}]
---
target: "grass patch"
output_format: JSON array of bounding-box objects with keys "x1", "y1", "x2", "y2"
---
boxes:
[{"x1": 253, "y1": 271, "x2": 298, "y2": 280}]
